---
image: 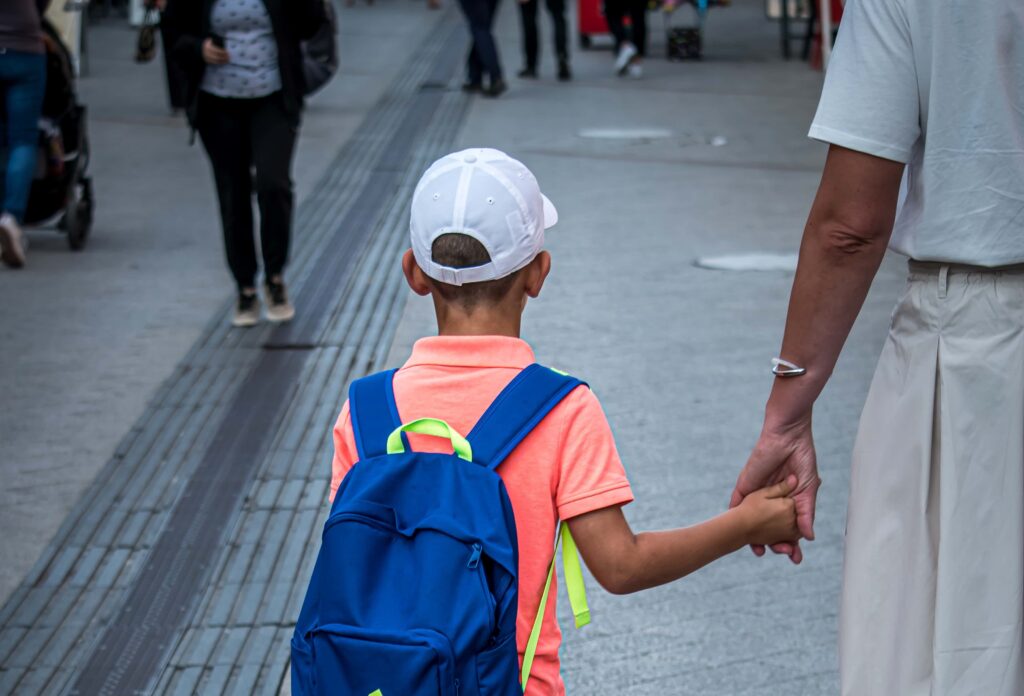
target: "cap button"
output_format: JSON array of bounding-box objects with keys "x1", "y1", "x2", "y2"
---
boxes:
[{"x1": 463, "y1": 154, "x2": 477, "y2": 163}]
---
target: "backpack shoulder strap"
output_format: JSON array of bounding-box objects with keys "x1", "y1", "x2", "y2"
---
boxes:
[
  {"x1": 467, "y1": 363, "x2": 586, "y2": 471},
  {"x1": 348, "y1": 369, "x2": 407, "y2": 460}
]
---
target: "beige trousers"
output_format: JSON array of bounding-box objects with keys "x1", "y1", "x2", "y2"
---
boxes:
[{"x1": 840, "y1": 261, "x2": 1024, "y2": 696}]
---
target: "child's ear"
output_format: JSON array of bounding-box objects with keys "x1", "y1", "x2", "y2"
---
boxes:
[
  {"x1": 524, "y1": 251, "x2": 551, "y2": 299},
  {"x1": 402, "y1": 249, "x2": 433, "y2": 296}
]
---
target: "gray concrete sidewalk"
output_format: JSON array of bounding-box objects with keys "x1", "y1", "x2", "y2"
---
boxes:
[
  {"x1": 0, "y1": 0, "x2": 910, "y2": 693},
  {"x1": 0, "y1": 0, "x2": 444, "y2": 609}
]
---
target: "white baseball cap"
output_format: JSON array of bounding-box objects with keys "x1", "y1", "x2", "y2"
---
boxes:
[{"x1": 410, "y1": 148, "x2": 558, "y2": 286}]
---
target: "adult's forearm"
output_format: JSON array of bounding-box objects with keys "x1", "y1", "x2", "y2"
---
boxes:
[
  {"x1": 763, "y1": 146, "x2": 904, "y2": 432},
  {"x1": 764, "y1": 224, "x2": 889, "y2": 430}
]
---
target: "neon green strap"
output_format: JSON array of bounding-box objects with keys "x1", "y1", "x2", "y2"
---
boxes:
[
  {"x1": 385, "y1": 418, "x2": 473, "y2": 462},
  {"x1": 521, "y1": 523, "x2": 590, "y2": 693},
  {"x1": 520, "y1": 546, "x2": 555, "y2": 692},
  {"x1": 561, "y1": 525, "x2": 590, "y2": 629}
]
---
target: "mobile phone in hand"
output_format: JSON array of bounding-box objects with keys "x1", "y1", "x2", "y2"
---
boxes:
[{"x1": 210, "y1": 34, "x2": 225, "y2": 48}]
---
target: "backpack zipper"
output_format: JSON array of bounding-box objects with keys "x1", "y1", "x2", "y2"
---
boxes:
[{"x1": 467, "y1": 544, "x2": 482, "y2": 569}]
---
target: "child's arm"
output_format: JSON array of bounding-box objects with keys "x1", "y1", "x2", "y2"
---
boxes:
[{"x1": 567, "y1": 477, "x2": 799, "y2": 595}]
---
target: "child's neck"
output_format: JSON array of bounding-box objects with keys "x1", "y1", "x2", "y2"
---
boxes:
[{"x1": 433, "y1": 302, "x2": 523, "y2": 338}]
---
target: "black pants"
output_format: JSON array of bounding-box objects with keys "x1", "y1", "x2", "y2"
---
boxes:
[
  {"x1": 518, "y1": 0, "x2": 568, "y2": 70},
  {"x1": 604, "y1": 0, "x2": 647, "y2": 56},
  {"x1": 197, "y1": 91, "x2": 297, "y2": 291},
  {"x1": 457, "y1": 0, "x2": 503, "y2": 84}
]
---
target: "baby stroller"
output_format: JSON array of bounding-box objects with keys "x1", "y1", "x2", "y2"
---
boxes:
[{"x1": 0, "y1": 19, "x2": 94, "y2": 250}]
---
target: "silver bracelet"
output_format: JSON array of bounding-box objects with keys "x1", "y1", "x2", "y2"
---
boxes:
[{"x1": 771, "y1": 357, "x2": 807, "y2": 377}]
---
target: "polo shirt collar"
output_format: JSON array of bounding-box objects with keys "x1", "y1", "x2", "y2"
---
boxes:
[{"x1": 404, "y1": 335, "x2": 536, "y2": 369}]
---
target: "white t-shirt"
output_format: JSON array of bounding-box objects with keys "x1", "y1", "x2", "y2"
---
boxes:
[{"x1": 809, "y1": 0, "x2": 1024, "y2": 267}]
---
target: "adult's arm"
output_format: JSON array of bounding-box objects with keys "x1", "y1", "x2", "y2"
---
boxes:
[{"x1": 730, "y1": 144, "x2": 905, "y2": 563}]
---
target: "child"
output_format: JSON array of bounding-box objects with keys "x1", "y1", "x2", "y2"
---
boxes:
[{"x1": 327, "y1": 148, "x2": 798, "y2": 694}]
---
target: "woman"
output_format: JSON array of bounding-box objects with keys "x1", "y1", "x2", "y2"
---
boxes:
[
  {"x1": 0, "y1": 0, "x2": 49, "y2": 269},
  {"x1": 163, "y1": 0, "x2": 325, "y2": 327}
]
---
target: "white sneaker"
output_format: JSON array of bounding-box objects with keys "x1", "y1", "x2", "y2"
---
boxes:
[
  {"x1": 627, "y1": 61, "x2": 643, "y2": 79},
  {"x1": 0, "y1": 213, "x2": 26, "y2": 269},
  {"x1": 233, "y1": 291, "x2": 261, "y2": 328},
  {"x1": 264, "y1": 279, "x2": 295, "y2": 323},
  {"x1": 614, "y1": 42, "x2": 638, "y2": 75}
]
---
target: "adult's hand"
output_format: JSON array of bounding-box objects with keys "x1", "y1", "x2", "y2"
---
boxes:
[
  {"x1": 202, "y1": 38, "x2": 229, "y2": 65},
  {"x1": 731, "y1": 416, "x2": 819, "y2": 564}
]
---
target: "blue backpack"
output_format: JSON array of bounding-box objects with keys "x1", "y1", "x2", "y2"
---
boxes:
[{"x1": 291, "y1": 363, "x2": 592, "y2": 696}]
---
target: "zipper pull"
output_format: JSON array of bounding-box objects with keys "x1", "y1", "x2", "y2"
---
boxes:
[{"x1": 467, "y1": 543, "x2": 482, "y2": 569}]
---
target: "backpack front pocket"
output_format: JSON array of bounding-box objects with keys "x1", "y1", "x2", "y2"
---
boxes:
[
  {"x1": 310, "y1": 624, "x2": 458, "y2": 696},
  {"x1": 321, "y1": 510, "x2": 498, "y2": 649}
]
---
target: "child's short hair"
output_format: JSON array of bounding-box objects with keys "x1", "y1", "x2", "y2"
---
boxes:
[{"x1": 430, "y1": 233, "x2": 522, "y2": 311}]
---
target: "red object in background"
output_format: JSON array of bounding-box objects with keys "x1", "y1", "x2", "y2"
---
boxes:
[
  {"x1": 577, "y1": 0, "x2": 610, "y2": 47},
  {"x1": 810, "y1": 0, "x2": 844, "y2": 69}
]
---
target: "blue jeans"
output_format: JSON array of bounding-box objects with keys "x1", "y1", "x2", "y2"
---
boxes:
[
  {"x1": 0, "y1": 49, "x2": 46, "y2": 223},
  {"x1": 457, "y1": 0, "x2": 502, "y2": 84}
]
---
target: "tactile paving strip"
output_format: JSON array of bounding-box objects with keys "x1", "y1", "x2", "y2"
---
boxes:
[{"x1": 0, "y1": 10, "x2": 470, "y2": 695}]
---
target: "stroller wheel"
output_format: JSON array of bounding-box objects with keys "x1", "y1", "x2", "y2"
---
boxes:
[{"x1": 66, "y1": 175, "x2": 93, "y2": 251}]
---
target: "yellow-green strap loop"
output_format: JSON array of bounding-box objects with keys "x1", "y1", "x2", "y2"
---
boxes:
[
  {"x1": 521, "y1": 522, "x2": 590, "y2": 693},
  {"x1": 561, "y1": 526, "x2": 591, "y2": 629},
  {"x1": 385, "y1": 418, "x2": 473, "y2": 462}
]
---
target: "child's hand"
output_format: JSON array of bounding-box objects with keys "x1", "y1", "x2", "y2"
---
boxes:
[{"x1": 736, "y1": 475, "x2": 799, "y2": 547}]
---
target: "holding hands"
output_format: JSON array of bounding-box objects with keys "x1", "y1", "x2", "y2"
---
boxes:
[
  {"x1": 735, "y1": 475, "x2": 801, "y2": 548},
  {"x1": 731, "y1": 414, "x2": 820, "y2": 564}
]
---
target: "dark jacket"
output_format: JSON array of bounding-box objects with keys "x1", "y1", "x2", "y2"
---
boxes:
[{"x1": 162, "y1": 0, "x2": 325, "y2": 129}]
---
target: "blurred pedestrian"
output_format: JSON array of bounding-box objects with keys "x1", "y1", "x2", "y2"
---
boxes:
[
  {"x1": 516, "y1": 0, "x2": 570, "y2": 81},
  {"x1": 731, "y1": 1, "x2": 1024, "y2": 694},
  {"x1": 606, "y1": 0, "x2": 645, "y2": 78},
  {"x1": 146, "y1": 0, "x2": 188, "y2": 112},
  {"x1": 163, "y1": 0, "x2": 327, "y2": 327},
  {"x1": 457, "y1": 0, "x2": 506, "y2": 97},
  {"x1": 0, "y1": 0, "x2": 49, "y2": 269}
]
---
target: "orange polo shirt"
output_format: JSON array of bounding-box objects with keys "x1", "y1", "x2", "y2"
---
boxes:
[{"x1": 330, "y1": 335, "x2": 633, "y2": 695}]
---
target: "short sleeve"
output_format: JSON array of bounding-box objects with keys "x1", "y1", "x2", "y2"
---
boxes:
[
  {"x1": 330, "y1": 401, "x2": 359, "y2": 502},
  {"x1": 809, "y1": 0, "x2": 920, "y2": 163},
  {"x1": 554, "y1": 387, "x2": 634, "y2": 521}
]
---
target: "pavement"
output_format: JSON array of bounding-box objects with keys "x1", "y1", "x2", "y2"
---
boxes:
[
  {"x1": 0, "y1": 0, "x2": 442, "y2": 610},
  {"x1": 0, "y1": 0, "x2": 908, "y2": 693}
]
